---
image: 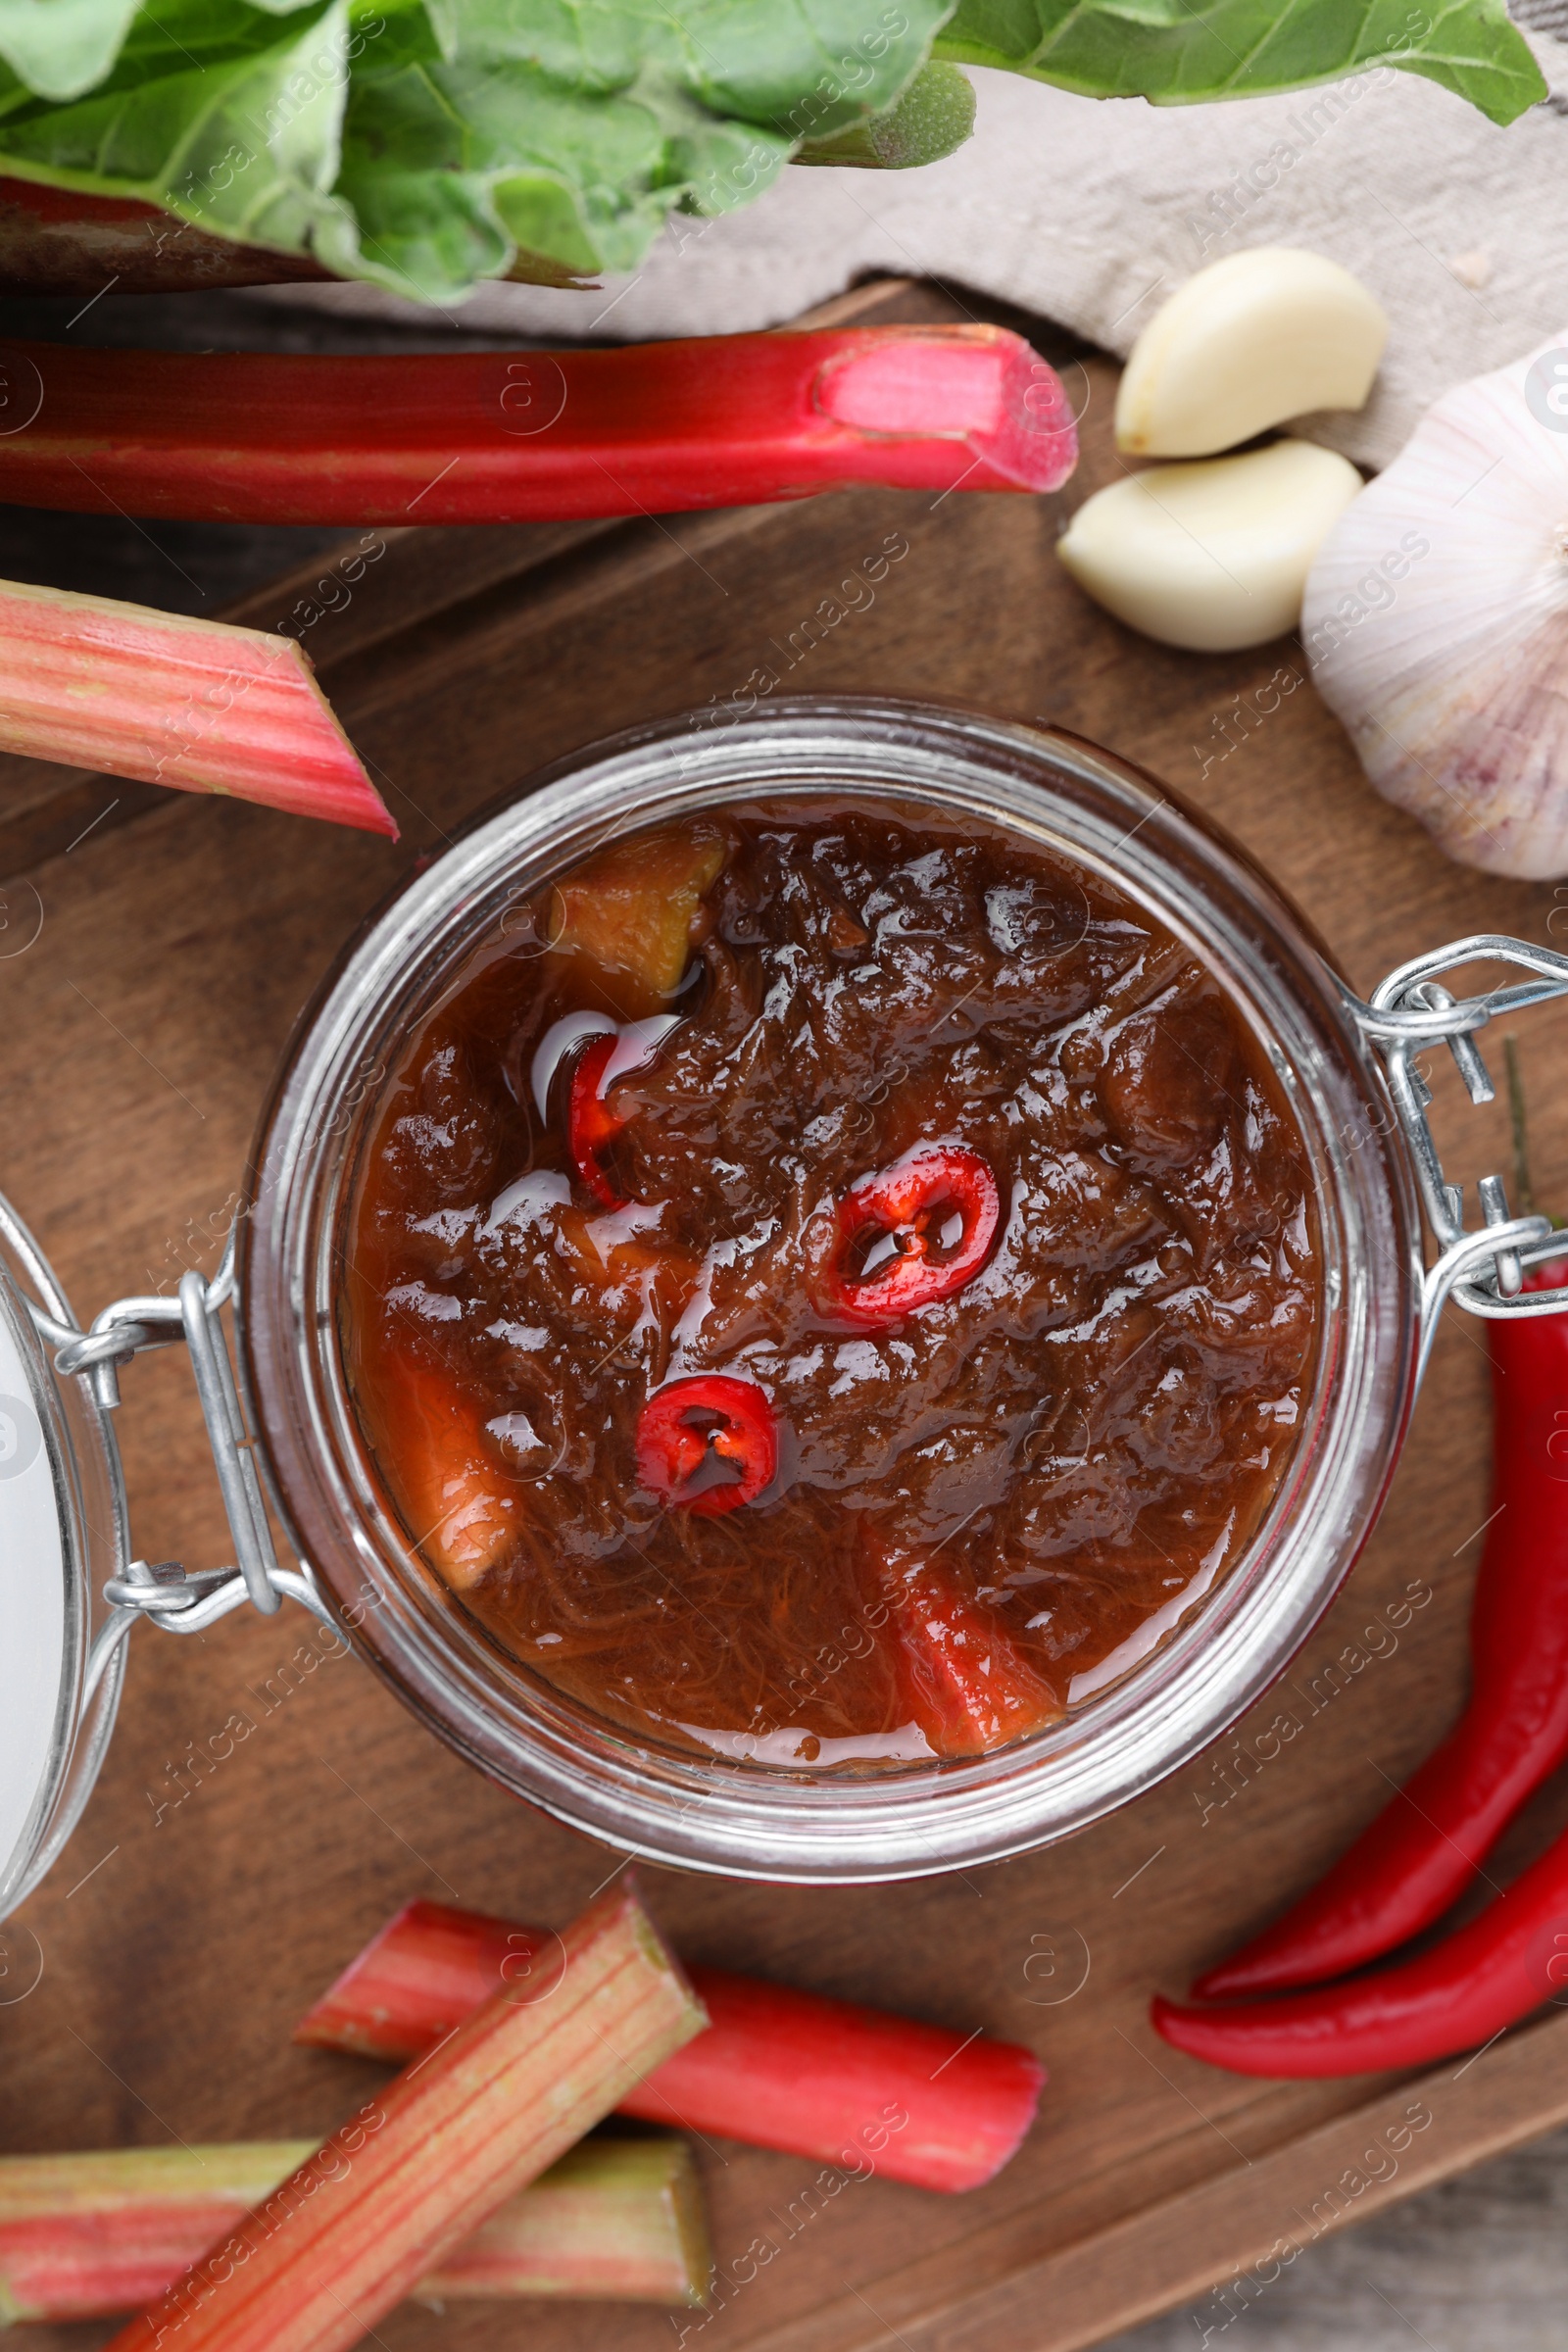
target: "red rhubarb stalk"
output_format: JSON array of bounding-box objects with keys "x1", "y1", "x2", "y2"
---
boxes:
[
  {"x1": 0, "y1": 578, "x2": 394, "y2": 835},
  {"x1": 0, "y1": 176, "x2": 332, "y2": 296},
  {"x1": 0, "y1": 2137, "x2": 709, "y2": 2320},
  {"x1": 0, "y1": 328, "x2": 1077, "y2": 525},
  {"x1": 101, "y1": 1882, "x2": 705, "y2": 2352},
  {"x1": 294, "y1": 1898, "x2": 1046, "y2": 2194}
]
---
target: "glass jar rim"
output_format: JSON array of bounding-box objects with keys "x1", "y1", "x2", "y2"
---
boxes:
[{"x1": 239, "y1": 696, "x2": 1420, "y2": 1884}]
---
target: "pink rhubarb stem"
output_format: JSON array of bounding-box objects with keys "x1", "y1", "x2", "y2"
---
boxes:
[
  {"x1": 0, "y1": 329, "x2": 1077, "y2": 525},
  {"x1": 294, "y1": 1899, "x2": 1045, "y2": 2194},
  {"x1": 0, "y1": 578, "x2": 395, "y2": 834},
  {"x1": 102, "y1": 1882, "x2": 706, "y2": 2352},
  {"x1": 0, "y1": 2136, "x2": 710, "y2": 2321}
]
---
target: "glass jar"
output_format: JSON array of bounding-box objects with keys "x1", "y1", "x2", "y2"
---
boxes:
[
  {"x1": 236, "y1": 698, "x2": 1552, "y2": 1885},
  {"x1": 5, "y1": 697, "x2": 1560, "y2": 1909}
]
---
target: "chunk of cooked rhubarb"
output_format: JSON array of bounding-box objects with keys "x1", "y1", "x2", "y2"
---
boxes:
[
  {"x1": 363, "y1": 1351, "x2": 518, "y2": 1591},
  {"x1": 874, "y1": 1544, "x2": 1062, "y2": 1759},
  {"x1": 103, "y1": 1883, "x2": 706, "y2": 2352},
  {"x1": 295, "y1": 1899, "x2": 1047, "y2": 2194},
  {"x1": 0, "y1": 578, "x2": 394, "y2": 835},
  {"x1": 0, "y1": 2136, "x2": 708, "y2": 2320},
  {"x1": 549, "y1": 824, "x2": 726, "y2": 1017}
]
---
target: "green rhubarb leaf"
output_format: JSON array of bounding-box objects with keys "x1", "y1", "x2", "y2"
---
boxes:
[
  {"x1": 933, "y1": 0, "x2": 1545, "y2": 125},
  {"x1": 320, "y1": 0, "x2": 951, "y2": 301},
  {"x1": 0, "y1": 0, "x2": 1545, "y2": 308},
  {"x1": 0, "y1": 1, "x2": 142, "y2": 103},
  {"x1": 0, "y1": 0, "x2": 951, "y2": 300},
  {"x1": 0, "y1": 0, "x2": 322, "y2": 104},
  {"x1": 0, "y1": 0, "x2": 359, "y2": 251}
]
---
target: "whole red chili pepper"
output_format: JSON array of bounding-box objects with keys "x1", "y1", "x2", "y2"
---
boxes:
[
  {"x1": 1152, "y1": 1805, "x2": 1568, "y2": 2077},
  {"x1": 1198, "y1": 1259, "x2": 1568, "y2": 2000},
  {"x1": 829, "y1": 1146, "x2": 1000, "y2": 1327},
  {"x1": 636, "y1": 1376, "x2": 778, "y2": 1517}
]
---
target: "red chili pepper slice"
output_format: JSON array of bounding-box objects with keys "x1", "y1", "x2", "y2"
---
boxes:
[
  {"x1": 562, "y1": 1017, "x2": 683, "y2": 1209},
  {"x1": 636, "y1": 1376, "x2": 778, "y2": 1517},
  {"x1": 1196, "y1": 1256, "x2": 1568, "y2": 2001},
  {"x1": 567, "y1": 1032, "x2": 627, "y2": 1208},
  {"x1": 829, "y1": 1146, "x2": 1000, "y2": 1327}
]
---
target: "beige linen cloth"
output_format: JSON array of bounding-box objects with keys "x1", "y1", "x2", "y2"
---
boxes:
[{"x1": 258, "y1": 9, "x2": 1568, "y2": 467}]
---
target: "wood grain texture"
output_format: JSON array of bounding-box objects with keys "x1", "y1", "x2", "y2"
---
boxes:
[{"x1": 1, "y1": 278, "x2": 1564, "y2": 2352}]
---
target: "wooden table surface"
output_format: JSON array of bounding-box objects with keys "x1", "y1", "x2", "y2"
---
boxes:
[{"x1": 3, "y1": 278, "x2": 1568, "y2": 2352}]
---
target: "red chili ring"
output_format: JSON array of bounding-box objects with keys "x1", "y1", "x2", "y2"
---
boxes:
[
  {"x1": 829, "y1": 1146, "x2": 1000, "y2": 1327},
  {"x1": 635, "y1": 1375, "x2": 778, "y2": 1517},
  {"x1": 567, "y1": 1031, "x2": 630, "y2": 1208}
]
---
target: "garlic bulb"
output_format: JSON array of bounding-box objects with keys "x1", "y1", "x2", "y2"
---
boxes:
[
  {"x1": 1116, "y1": 249, "x2": 1388, "y2": 459},
  {"x1": 1057, "y1": 440, "x2": 1361, "y2": 653},
  {"x1": 1304, "y1": 331, "x2": 1568, "y2": 879}
]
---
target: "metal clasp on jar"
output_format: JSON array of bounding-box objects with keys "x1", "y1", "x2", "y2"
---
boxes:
[
  {"x1": 26, "y1": 1231, "x2": 334, "y2": 1698},
  {"x1": 1352, "y1": 934, "x2": 1568, "y2": 1379}
]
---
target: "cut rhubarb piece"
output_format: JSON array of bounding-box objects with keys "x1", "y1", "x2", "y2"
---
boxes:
[
  {"x1": 0, "y1": 2137, "x2": 709, "y2": 2321},
  {"x1": 0, "y1": 328, "x2": 1077, "y2": 525},
  {"x1": 0, "y1": 578, "x2": 394, "y2": 835},
  {"x1": 364, "y1": 1353, "x2": 519, "y2": 1592},
  {"x1": 549, "y1": 824, "x2": 727, "y2": 1017},
  {"x1": 102, "y1": 1882, "x2": 705, "y2": 2352},
  {"x1": 874, "y1": 1544, "x2": 1062, "y2": 1760},
  {"x1": 419, "y1": 2136, "x2": 709, "y2": 2308},
  {"x1": 0, "y1": 2145, "x2": 315, "y2": 2327},
  {"x1": 295, "y1": 1899, "x2": 1046, "y2": 2194}
]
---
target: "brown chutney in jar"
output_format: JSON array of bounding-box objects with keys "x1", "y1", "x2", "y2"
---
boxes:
[{"x1": 345, "y1": 798, "x2": 1317, "y2": 1769}]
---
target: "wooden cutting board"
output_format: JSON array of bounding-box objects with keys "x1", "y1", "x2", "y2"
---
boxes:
[{"x1": 4, "y1": 276, "x2": 1567, "y2": 2352}]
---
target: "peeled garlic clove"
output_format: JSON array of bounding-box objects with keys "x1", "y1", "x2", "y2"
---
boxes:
[
  {"x1": 1305, "y1": 333, "x2": 1568, "y2": 879},
  {"x1": 1057, "y1": 440, "x2": 1362, "y2": 654},
  {"x1": 1116, "y1": 250, "x2": 1388, "y2": 458}
]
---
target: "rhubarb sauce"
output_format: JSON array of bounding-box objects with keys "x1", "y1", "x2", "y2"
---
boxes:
[{"x1": 345, "y1": 803, "x2": 1317, "y2": 1769}]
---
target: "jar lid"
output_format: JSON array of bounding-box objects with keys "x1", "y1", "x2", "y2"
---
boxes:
[{"x1": 0, "y1": 1195, "x2": 128, "y2": 1919}]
